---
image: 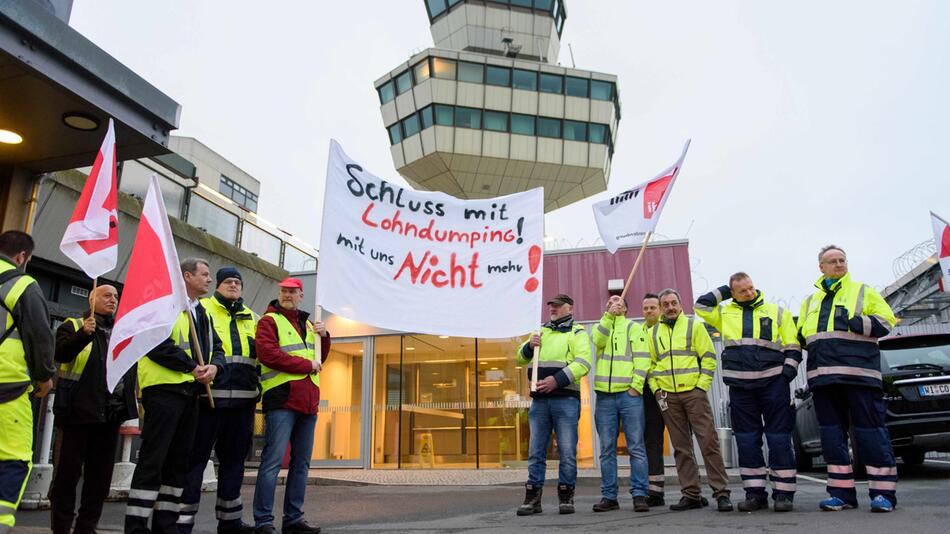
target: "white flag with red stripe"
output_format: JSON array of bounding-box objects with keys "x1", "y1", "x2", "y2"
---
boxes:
[
  {"x1": 932, "y1": 211, "x2": 950, "y2": 292},
  {"x1": 59, "y1": 118, "x2": 119, "y2": 278},
  {"x1": 106, "y1": 175, "x2": 188, "y2": 391},
  {"x1": 592, "y1": 140, "x2": 690, "y2": 253}
]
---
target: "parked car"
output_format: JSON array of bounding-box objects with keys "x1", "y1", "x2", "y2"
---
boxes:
[{"x1": 793, "y1": 328, "x2": 950, "y2": 470}]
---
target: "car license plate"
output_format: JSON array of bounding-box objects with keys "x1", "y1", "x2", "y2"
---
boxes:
[{"x1": 919, "y1": 383, "x2": 950, "y2": 397}]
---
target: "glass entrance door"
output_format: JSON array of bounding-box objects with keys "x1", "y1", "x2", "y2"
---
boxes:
[{"x1": 311, "y1": 338, "x2": 366, "y2": 466}]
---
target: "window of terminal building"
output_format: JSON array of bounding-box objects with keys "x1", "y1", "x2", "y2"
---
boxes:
[
  {"x1": 420, "y1": 106, "x2": 434, "y2": 129},
  {"x1": 434, "y1": 104, "x2": 454, "y2": 126},
  {"x1": 425, "y1": 0, "x2": 448, "y2": 19},
  {"x1": 220, "y1": 175, "x2": 259, "y2": 211},
  {"x1": 589, "y1": 123, "x2": 608, "y2": 145},
  {"x1": 377, "y1": 81, "x2": 395, "y2": 104},
  {"x1": 432, "y1": 57, "x2": 457, "y2": 80},
  {"x1": 486, "y1": 65, "x2": 511, "y2": 87},
  {"x1": 565, "y1": 76, "x2": 589, "y2": 98},
  {"x1": 483, "y1": 110, "x2": 509, "y2": 132},
  {"x1": 512, "y1": 69, "x2": 538, "y2": 91},
  {"x1": 510, "y1": 0, "x2": 533, "y2": 8},
  {"x1": 371, "y1": 334, "x2": 595, "y2": 469},
  {"x1": 388, "y1": 123, "x2": 403, "y2": 144},
  {"x1": 402, "y1": 114, "x2": 421, "y2": 138},
  {"x1": 413, "y1": 60, "x2": 431, "y2": 84},
  {"x1": 187, "y1": 195, "x2": 238, "y2": 245},
  {"x1": 539, "y1": 73, "x2": 563, "y2": 94},
  {"x1": 395, "y1": 71, "x2": 413, "y2": 95},
  {"x1": 283, "y1": 244, "x2": 316, "y2": 271},
  {"x1": 455, "y1": 107, "x2": 482, "y2": 129},
  {"x1": 537, "y1": 116, "x2": 561, "y2": 138},
  {"x1": 458, "y1": 62, "x2": 485, "y2": 84},
  {"x1": 535, "y1": 0, "x2": 554, "y2": 10},
  {"x1": 590, "y1": 80, "x2": 613, "y2": 101},
  {"x1": 119, "y1": 161, "x2": 187, "y2": 218},
  {"x1": 241, "y1": 223, "x2": 282, "y2": 265},
  {"x1": 511, "y1": 113, "x2": 536, "y2": 136},
  {"x1": 563, "y1": 120, "x2": 587, "y2": 142}
]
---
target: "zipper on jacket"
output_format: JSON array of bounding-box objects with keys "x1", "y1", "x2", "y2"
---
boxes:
[
  {"x1": 668, "y1": 327, "x2": 677, "y2": 393},
  {"x1": 608, "y1": 321, "x2": 615, "y2": 392}
]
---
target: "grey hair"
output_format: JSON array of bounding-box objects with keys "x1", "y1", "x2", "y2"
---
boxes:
[
  {"x1": 729, "y1": 271, "x2": 751, "y2": 288},
  {"x1": 180, "y1": 257, "x2": 210, "y2": 275},
  {"x1": 818, "y1": 245, "x2": 846, "y2": 262},
  {"x1": 658, "y1": 288, "x2": 680, "y2": 302}
]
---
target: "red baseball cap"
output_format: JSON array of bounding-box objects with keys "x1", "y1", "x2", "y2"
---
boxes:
[{"x1": 278, "y1": 277, "x2": 303, "y2": 289}]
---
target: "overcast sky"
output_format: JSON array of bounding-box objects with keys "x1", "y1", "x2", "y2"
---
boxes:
[{"x1": 71, "y1": 0, "x2": 949, "y2": 310}]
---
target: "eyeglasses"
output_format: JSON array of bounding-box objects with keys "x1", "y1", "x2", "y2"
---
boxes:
[{"x1": 221, "y1": 279, "x2": 242, "y2": 285}]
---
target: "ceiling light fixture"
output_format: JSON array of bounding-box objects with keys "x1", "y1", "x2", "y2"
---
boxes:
[
  {"x1": 62, "y1": 112, "x2": 101, "y2": 131},
  {"x1": 0, "y1": 129, "x2": 23, "y2": 144}
]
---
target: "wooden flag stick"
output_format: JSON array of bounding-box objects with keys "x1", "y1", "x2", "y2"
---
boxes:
[
  {"x1": 89, "y1": 277, "x2": 98, "y2": 312},
  {"x1": 530, "y1": 331, "x2": 540, "y2": 392},
  {"x1": 312, "y1": 305, "x2": 323, "y2": 374},
  {"x1": 186, "y1": 310, "x2": 215, "y2": 409},
  {"x1": 619, "y1": 232, "x2": 653, "y2": 302}
]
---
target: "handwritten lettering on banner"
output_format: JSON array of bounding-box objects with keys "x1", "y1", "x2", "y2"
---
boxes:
[{"x1": 316, "y1": 140, "x2": 544, "y2": 338}]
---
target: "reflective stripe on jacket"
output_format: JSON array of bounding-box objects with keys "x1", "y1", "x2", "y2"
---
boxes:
[
  {"x1": 260, "y1": 312, "x2": 318, "y2": 395},
  {"x1": 797, "y1": 273, "x2": 896, "y2": 388},
  {"x1": 696, "y1": 287, "x2": 801, "y2": 388},
  {"x1": 591, "y1": 313, "x2": 651, "y2": 394},
  {"x1": 201, "y1": 295, "x2": 260, "y2": 405},
  {"x1": 57, "y1": 317, "x2": 91, "y2": 383},
  {"x1": 0, "y1": 261, "x2": 36, "y2": 390},
  {"x1": 137, "y1": 312, "x2": 195, "y2": 390},
  {"x1": 645, "y1": 313, "x2": 717, "y2": 393}
]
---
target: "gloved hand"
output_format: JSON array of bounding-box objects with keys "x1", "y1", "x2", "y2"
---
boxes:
[
  {"x1": 847, "y1": 315, "x2": 867, "y2": 335},
  {"x1": 782, "y1": 365, "x2": 798, "y2": 383}
]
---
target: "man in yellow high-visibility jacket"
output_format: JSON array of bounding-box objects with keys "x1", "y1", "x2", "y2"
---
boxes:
[
  {"x1": 645, "y1": 288, "x2": 733, "y2": 512},
  {"x1": 125, "y1": 258, "x2": 225, "y2": 534},
  {"x1": 798, "y1": 245, "x2": 898, "y2": 513},
  {"x1": 591, "y1": 295, "x2": 651, "y2": 513},
  {"x1": 515, "y1": 294, "x2": 591, "y2": 516},
  {"x1": 50, "y1": 284, "x2": 137, "y2": 534},
  {"x1": 0, "y1": 231, "x2": 55, "y2": 534}
]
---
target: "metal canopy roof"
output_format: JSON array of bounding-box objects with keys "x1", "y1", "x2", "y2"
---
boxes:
[{"x1": 0, "y1": 1, "x2": 181, "y2": 172}]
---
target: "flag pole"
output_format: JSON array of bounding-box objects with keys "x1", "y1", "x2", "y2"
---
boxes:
[
  {"x1": 186, "y1": 311, "x2": 216, "y2": 409},
  {"x1": 89, "y1": 277, "x2": 98, "y2": 312},
  {"x1": 619, "y1": 232, "x2": 653, "y2": 301}
]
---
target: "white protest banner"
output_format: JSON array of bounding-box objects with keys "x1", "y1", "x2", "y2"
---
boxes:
[
  {"x1": 592, "y1": 140, "x2": 690, "y2": 253},
  {"x1": 317, "y1": 140, "x2": 544, "y2": 338}
]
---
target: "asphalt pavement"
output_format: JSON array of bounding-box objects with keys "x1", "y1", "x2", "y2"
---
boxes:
[{"x1": 15, "y1": 460, "x2": 950, "y2": 533}]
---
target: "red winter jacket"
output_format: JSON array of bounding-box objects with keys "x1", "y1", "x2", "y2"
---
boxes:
[{"x1": 256, "y1": 300, "x2": 331, "y2": 414}]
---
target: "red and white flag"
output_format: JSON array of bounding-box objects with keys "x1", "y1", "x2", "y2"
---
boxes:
[
  {"x1": 592, "y1": 140, "x2": 691, "y2": 253},
  {"x1": 106, "y1": 175, "x2": 188, "y2": 391},
  {"x1": 932, "y1": 211, "x2": 950, "y2": 292},
  {"x1": 59, "y1": 118, "x2": 119, "y2": 278}
]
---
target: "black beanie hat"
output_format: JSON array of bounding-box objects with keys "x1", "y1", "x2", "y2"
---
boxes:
[{"x1": 216, "y1": 267, "x2": 242, "y2": 287}]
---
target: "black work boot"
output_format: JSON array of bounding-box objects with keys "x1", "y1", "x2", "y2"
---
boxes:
[
  {"x1": 737, "y1": 496, "x2": 768, "y2": 512},
  {"x1": 633, "y1": 496, "x2": 650, "y2": 512},
  {"x1": 646, "y1": 492, "x2": 665, "y2": 507},
  {"x1": 773, "y1": 494, "x2": 794, "y2": 512},
  {"x1": 716, "y1": 495, "x2": 734, "y2": 512},
  {"x1": 592, "y1": 498, "x2": 619, "y2": 512},
  {"x1": 670, "y1": 496, "x2": 703, "y2": 511},
  {"x1": 516, "y1": 483, "x2": 543, "y2": 516},
  {"x1": 557, "y1": 484, "x2": 575, "y2": 514}
]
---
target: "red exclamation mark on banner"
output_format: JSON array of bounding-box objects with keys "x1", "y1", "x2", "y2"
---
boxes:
[{"x1": 524, "y1": 245, "x2": 542, "y2": 292}]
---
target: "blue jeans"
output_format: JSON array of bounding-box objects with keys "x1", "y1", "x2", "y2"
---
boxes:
[
  {"x1": 595, "y1": 391, "x2": 649, "y2": 499},
  {"x1": 527, "y1": 396, "x2": 580, "y2": 487},
  {"x1": 252, "y1": 409, "x2": 317, "y2": 527}
]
